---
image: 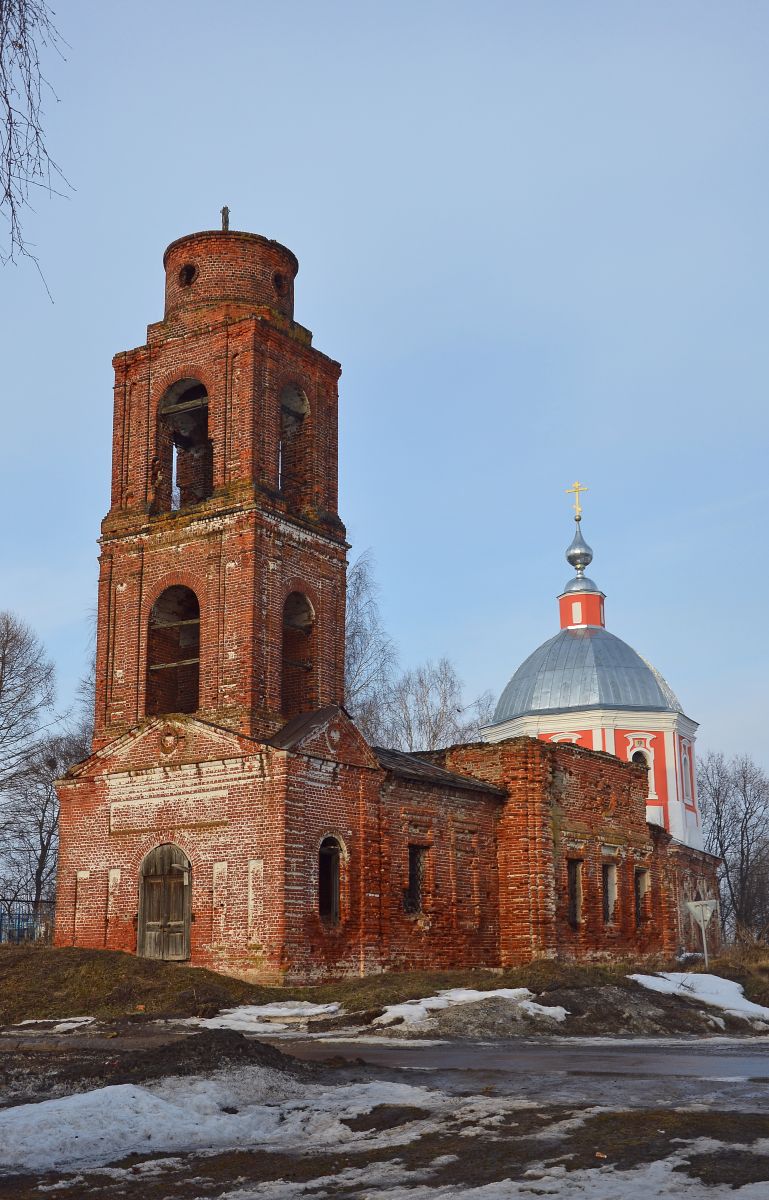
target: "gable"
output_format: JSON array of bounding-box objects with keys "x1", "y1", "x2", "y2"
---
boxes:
[
  {"x1": 269, "y1": 705, "x2": 379, "y2": 769},
  {"x1": 61, "y1": 715, "x2": 259, "y2": 781}
]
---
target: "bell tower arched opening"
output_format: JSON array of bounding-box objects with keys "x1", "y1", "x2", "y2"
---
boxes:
[
  {"x1": 278, "y1": 384, "x2": 310, "y2": 508},
  {"x1": 146, "y1": 586, "x2": 200, "y2": 716},
  {"x1": 281, "y1": 592, "x2": 315, "y2": 717},
  {"x1": 154, "y1": 380, "x2": 213, "y2": 513}
]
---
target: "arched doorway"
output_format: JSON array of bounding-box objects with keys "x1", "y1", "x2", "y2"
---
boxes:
[{"x1": 137, "y1": 844, "x2": 191, "y2": 960}]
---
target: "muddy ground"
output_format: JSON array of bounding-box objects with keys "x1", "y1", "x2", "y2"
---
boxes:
[{"x1": 1, "y1": 1019, "x2": 769, "y2": 1197}]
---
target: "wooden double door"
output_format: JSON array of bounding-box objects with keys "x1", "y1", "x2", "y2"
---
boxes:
[{"x1": 138, "y1": 844, "x2": 191, "y2": 960}]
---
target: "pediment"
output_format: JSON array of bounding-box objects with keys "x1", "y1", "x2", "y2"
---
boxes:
[
  {"x1": 62, "y1": 716, "x2": 257, "y2": 780},
  {"x1": 269, "y1": 705, "x2": 379, "y2": 769}
]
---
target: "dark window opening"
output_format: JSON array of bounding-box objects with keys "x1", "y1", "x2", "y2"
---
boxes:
[
  {"x1": 567, "y1": 859, "x2": 583, "y2": 929},
  {"x1": 153, "y1": 380, "x2": 213, "y2": 513},
  {"x1": 404, "y1": 845, "x2": 428, "y2": 914},
  {"x1": 634, "y1": 868, "x2": 650, "y2": 926},
  {"x1": 278, "y1": 384, "x2": 310, "y2": 507},
  {"x1": 632, "y1": 750, "x2": 652, "y2": 795},
  {"x1": 273, "y1": 271, "x2": 286, "y2": 296},
  {"x1": 178, "y1": 264, "x2": 198, "y2": 287},
  {"x1": 602, "y1": 862, "x2": 617, "y2": 924},
  {"x1": 146, "y1": 586, "x2": 200, "y2": 716},
  {"x1": 281, "y1": 592, "x2": 315, "y2": 718},
  {"x1": 318, "y1": 837, "x2": 341, "y2": 923}
]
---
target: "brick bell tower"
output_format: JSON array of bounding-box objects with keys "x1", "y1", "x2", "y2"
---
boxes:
[{"x1": 92, "y1": 220, "x2": 347, "y2": 750}]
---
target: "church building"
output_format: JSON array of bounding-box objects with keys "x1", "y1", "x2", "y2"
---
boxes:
[{"x1": 54, "y1": 225, "x2": 718, "y2": 980}]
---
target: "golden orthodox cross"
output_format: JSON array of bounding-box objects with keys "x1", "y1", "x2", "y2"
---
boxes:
[{"x1": 566, "y1": 480, "x2": 588, "y2": 520}]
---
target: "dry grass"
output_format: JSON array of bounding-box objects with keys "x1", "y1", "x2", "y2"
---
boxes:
[{"x1": 0, "y1": 946, "x2": 673, "y2": 1025}]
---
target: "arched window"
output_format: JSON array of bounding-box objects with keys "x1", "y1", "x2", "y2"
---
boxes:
[
  {"x1": 278, "y1": 384, "x2": 310, "y2": 506},
  {"x1": 318, "y1": 837, "x2": 341, "y2": 923},
  {"x1": 281, "y1": 591, "x2": 315, "y2": 717},
  {"x1": 146, "y1": 586, "x2": 200, "y2": 715},
  {"x1": 632, "y1": 749, "x2": 652, "y2": 796},
  {"x1": 681, "y1": 745, "x2": 692, "y2": 801},
  {"x1": 153, "y1": 380, "x2": 213, "y2": 513}
]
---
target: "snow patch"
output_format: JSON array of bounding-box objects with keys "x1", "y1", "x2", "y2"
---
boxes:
[
  {"x1": 0, "y1": 1067, "x2": 436, "y2": 1172},
  {"x1": 16, "y1": 1016, "x2": 95, "y2": 1034},
  {"x1": 629, "y1": 972, "x2": 769, "y2": 1023},
  {"x1": 373, "y1": 987, "x2": 568, "y2": 1028},
  {"x1": 182, "y1": 1000, "x2": 341, "y2": 1033}
]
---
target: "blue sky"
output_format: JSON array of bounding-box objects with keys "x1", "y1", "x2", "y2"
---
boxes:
[{"x1": 1, "y1": 1, "x2": 768, "y2": 763}]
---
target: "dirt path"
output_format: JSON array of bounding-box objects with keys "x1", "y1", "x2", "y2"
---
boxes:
[{"x1": 2, "y1": 1023, "x2": 769, "y2": 1197}]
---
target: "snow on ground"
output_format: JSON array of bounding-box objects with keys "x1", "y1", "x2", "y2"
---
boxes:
[
  {"x1": 182, "y1": 1000, "x2": 341, "y2": 1032},
  {"x1": 630, "y1": 972, "x2": 769, "y2": 1023},
  {"x1": 373, "y1": 988, "x2": 569, "y2": 1028},
  {"x1": 197, "y1": 1152, "x2": 769, "y2": 1199},
  {"x1": 16, "y1": 1016, "x2": 95, "y2": 1033},
  {"x1": 0, "y1": 1065, "x2": 440, "y2": 1172}
]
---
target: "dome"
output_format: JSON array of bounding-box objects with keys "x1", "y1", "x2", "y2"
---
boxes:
[{"x1": 493, "y1": 626, "x2": 681, "y2": 724}]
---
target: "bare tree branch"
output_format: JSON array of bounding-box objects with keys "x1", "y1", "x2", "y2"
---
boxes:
[
  {"x1": 344, "y1": 550, "x2": 397, "y2": 744},
  {"x1": 0, "y1": 0, "x2": 68, "y2": 267},
  {"x1": 0, "y1": 611, "x2": 55, "y2": 790},
  {"x1": 378, "y1": 657, "x2": 495, "y2": 753},
  {"x1": 698, "y1": 750, "x2": 769, "y2": 942},
  {"x1": 0, "y1": 724, "x2": 89, "y2": 906}
]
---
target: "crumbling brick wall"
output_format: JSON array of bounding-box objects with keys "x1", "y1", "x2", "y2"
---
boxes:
[{"x1": 431, "y1": 737, "x2": 684, "y2": 962}]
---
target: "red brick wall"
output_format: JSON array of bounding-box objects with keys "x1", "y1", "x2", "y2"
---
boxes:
[
  {"x1": 55, "y1": 711, "x2": 502, "y2": 982},
  {"x1": 433, "y1": 737, "x2": 682, "y2": 962},
  {"x1": 93, "y1": 231, "x2": 346, "y2": 751}
]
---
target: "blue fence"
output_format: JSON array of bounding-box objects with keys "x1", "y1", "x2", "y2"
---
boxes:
[{"x1": 0, "y1": 901, "x2": 55, "y2": 945}]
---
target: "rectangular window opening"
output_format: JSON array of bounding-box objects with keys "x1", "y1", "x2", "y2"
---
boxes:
[
  {"x1": 567, "y1": 859, "x2": 583, "y2": 929},
  {"x1": 634, "y1": 868, "x2": 650, "y2": 926},
  {"x1": 602, "y1": 862, "x2": 617, "y2": 924},
  {"x1": 404, "y1": 845, "x2": 428, "y2": 915}
]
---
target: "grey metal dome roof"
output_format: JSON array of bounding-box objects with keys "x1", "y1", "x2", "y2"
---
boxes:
[{"x1": 492, "y1": 626, "x2": 681, "y2": 724}]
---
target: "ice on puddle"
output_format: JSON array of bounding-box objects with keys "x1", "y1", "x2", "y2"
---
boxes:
[
  {"x1": 374, "y1": 986, "x2": 569, "y2": 1027},
  {"x1": 629, "y1": 972, "x2": 769, "y2": 1022}
]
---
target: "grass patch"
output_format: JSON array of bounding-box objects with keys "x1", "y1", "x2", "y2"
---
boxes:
[
  {"x1": 561, "y1": 1110, "x2": 769, "y2": 1172},
  {"x1": 0, "y1": 947, "x2": 670, "y2": 1025}
]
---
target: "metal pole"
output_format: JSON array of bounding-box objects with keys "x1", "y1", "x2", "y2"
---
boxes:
[{"x1": 698, "y1": 907, "x2": 709, "y2": 969}]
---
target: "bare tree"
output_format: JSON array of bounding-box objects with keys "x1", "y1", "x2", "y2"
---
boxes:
[
  {"x1": 0, "y1": 611, "x2": 55, "y2": 789},
  {"x1": 1, "y1": 0, "x2": 67, "y2": 265},
  {"x1": 378, "y1": 657, "x2": 495, "y2": 753},
  {"x1": 698, "y1": 750, "x2": 769, "y2": 942},
  {"x1": 344, "y1": 550, "x2": 397, "y2": 743},
  {"x1": 0, "y1": 723, "x2": 89, "y2": 910},
  {"x1": 74, "y1": 605, "x2": 97, "y2": 744}
]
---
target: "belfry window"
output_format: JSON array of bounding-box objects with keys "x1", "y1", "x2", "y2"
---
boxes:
[
  {"x1": 146, "y1": 586, "x2": 200, "y2": 715},
  {"x1": 281, "y1": 592, "x2": 315, "y2": 717},
  {"x1": 278, "y1": 384, "x2": 310, "y2": 507},
  {"x1": 154, "y1": 380, "x2": 213, "y2": 512},
  {"x1": 318, "y1": 837, "x2": 341, "y2": 923}
]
